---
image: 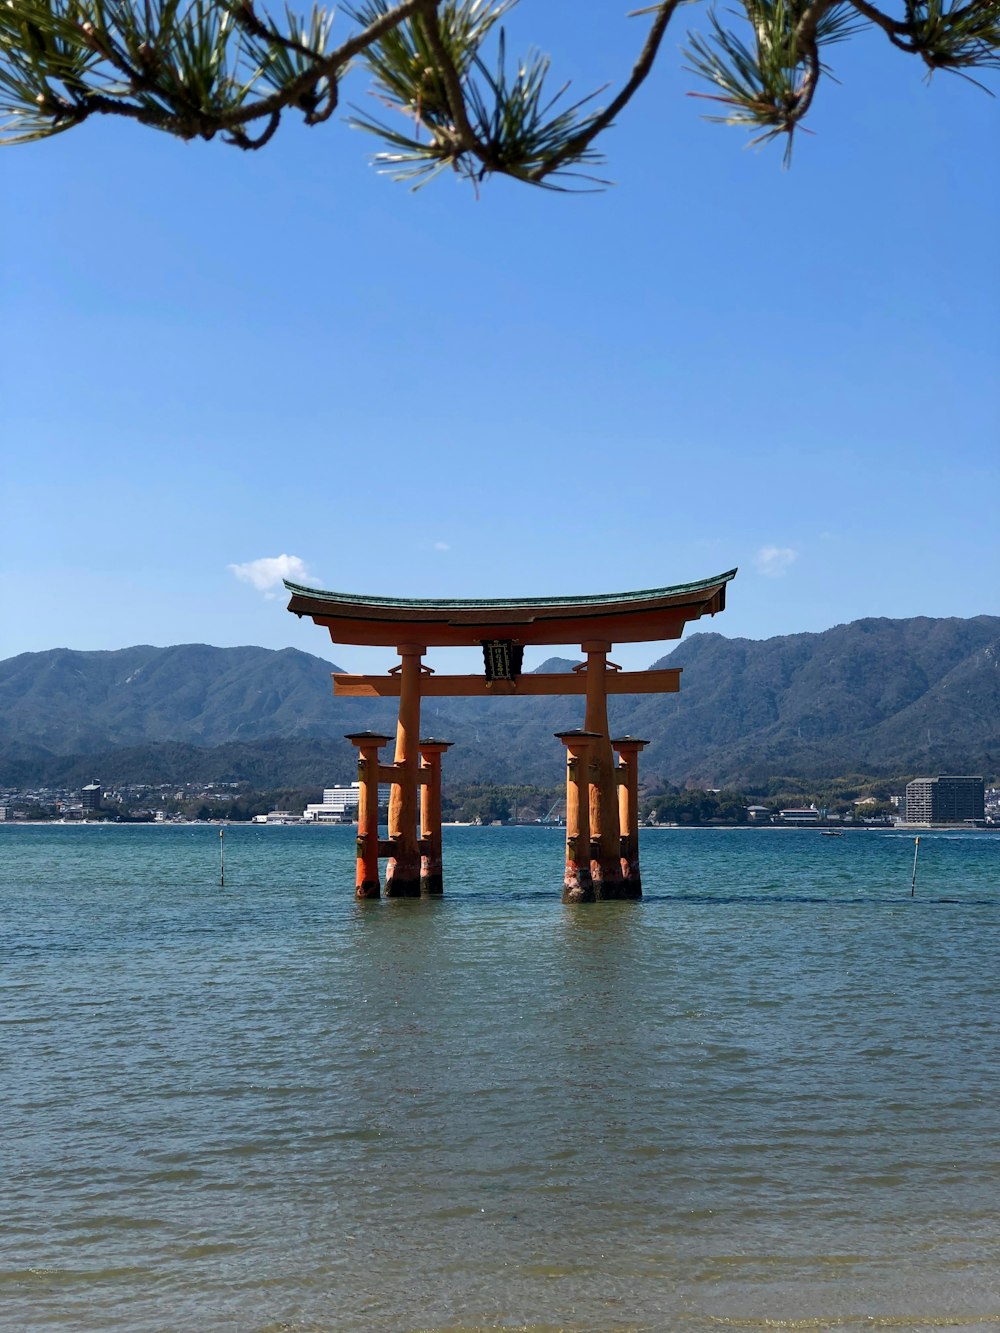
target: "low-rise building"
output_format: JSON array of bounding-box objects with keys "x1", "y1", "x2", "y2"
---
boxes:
[
  {"x1": 779, "y1": 806, "x2": 820, "y2": 824},
  {"x1": 303, "y1": 782, "x2": 391, "y2": 822}
]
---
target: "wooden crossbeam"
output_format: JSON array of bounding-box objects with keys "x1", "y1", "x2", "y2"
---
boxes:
[{"x1": 333, "y1": 668, "x2": 681, "y2": 698}]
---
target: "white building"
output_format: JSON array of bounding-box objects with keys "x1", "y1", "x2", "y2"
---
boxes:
[
  {"x1": 779, "y1": 805, "x2": 820, "y2": 824},
  {"x1": 303, "y1": 783, "x2": 391, "y2": 822}
]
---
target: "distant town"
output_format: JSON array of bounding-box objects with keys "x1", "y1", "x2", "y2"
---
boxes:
[{"x1": 2, "y1": 775, "x2": 995, "y2": 829}]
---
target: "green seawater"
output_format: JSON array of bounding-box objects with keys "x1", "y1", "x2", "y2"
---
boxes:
[{"x1": 2, "y1": 824, "x2": 998, "y2": 1332}]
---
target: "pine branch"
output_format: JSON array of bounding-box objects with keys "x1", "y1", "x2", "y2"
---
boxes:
[
  {"x1": 415, "y1": 0, "x2": 490, "y2": 162},
  {"x1": 1, "y1": 0, "x2": 427, "y2": 142},
  {"x1": 528, "y1": 0, "x2": 681, "y2": 183},
  {"x1": 2, "y1": 0, "x2": 998, "y2": 167}
]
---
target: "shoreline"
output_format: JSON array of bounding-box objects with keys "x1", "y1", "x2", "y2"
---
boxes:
[{"x1": 3, "y1": 819, "x2": 995, "y2": 833}]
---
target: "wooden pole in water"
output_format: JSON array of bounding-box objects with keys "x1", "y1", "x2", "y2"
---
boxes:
[
  {"x1": 219, "y1": 827, "x2": 225, "y2": 887},
  {"x1": 910, "y1": 835, "x2": 920, "y2": 897}
]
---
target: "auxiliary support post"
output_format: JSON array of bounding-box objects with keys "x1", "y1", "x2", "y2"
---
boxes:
[
  {"x1": 345, "y1": 731, "x2": 393, "y2": 899},
  {"x1": 613, "y1": 736, "x2": 649, "y2": 899},
  {"x1": 556, "y1": 730, "x2": 601, "y2": 903},
  {"x1": 418, "y1": 738, "x2": 452, "y2": 895}
]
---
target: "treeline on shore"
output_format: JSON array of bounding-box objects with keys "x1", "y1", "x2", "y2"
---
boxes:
[
  {"x1": 441, "y1": 780, "x2": 899, "y2": 825},
  {"x1": 11, "y1": 776, "x2": 915, "y2": 824}
]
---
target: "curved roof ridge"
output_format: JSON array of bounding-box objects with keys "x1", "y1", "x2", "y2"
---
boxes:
[{"x1": 283, "y1": 568, "x2": 737, "y2": 611}]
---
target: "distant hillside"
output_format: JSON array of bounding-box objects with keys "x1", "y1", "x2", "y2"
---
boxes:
[
  {"x1": 2, "y1": 616, "x2": 998, "y2": 788},
  {"x1": 643, "y1": 616, "x2": 1000, "y2": 784},
  {"x1": 0, "y1": 644, "x2": 350, "y2": 750}
]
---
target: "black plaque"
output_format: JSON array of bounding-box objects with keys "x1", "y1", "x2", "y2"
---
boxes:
[{"x1": 482, "y1": 640, "x2": 524, "y2": 681}]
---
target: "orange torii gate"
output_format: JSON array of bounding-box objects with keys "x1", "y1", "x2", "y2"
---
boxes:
[{"x1": 285, "y1": 569, "x2": 736, "y2": 902}]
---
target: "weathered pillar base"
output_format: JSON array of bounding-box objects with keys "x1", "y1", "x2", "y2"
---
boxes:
[
  {"x1": 385, "y1": 859, "x2": 422, "y2": 897},
  {"x1": 593, "y1": 855, "x2": 626, "y2": 900},
  {"x1": 620, "y1": 864, "x2": 642, "y2": 900},
  {"x1": 355, "y1": 880, "x2": 381, "y2": 901},
  {"x1": 562, "y1": 866, "x2": 595, "y2": 904},
  {"x1": 420, "y1": 858, "x2": 444, "y2": 895}
]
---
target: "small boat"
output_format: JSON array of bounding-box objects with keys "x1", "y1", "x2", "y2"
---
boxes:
[{"x1": 820, "y1": 829, "x2": 844, "y2": 837}]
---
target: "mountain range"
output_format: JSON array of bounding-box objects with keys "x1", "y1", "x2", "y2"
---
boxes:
[{"x1": 2, "y1": 615, "x2": 998, "y2": 788}]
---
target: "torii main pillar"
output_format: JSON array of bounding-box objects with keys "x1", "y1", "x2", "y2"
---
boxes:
[
  {"x1": 580, "y1": 640, "x2": 626, "y2": 899},
  {"x1": 384, "y1": 645, "x2": 425, "y2": 897}
]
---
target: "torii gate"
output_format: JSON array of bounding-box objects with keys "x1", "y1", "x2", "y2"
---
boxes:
[{"x1": 285, "y1": 569, "x2": 736, "y2": 902}]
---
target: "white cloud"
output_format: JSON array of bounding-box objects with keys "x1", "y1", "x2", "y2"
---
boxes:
[
  {"x1": 228, "y1": 554, "x2": 318, "y2": 600},
  {"x1": 754, "y1": 545, "x2": 798, "y2": 578},
  {"x1": 433, "y1": 541, "x2": 450, "y2": 552}
]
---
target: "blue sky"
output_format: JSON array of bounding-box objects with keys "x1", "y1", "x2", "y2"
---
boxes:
[{"x1": 2, "y1": 6, "x2": 998, "y2": 675}]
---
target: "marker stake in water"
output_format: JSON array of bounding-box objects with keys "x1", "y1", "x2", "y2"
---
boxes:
[
  {"x1": 910, "y1": 835, "x2": 920, "y2": 897},
  {"x1": 220, "y1": 827, "x2": 225, "y2": 887}
]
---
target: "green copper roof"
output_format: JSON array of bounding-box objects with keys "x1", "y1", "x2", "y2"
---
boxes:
[{"x1": 284, "y1": 568, "x2": 737, "y2": 611}]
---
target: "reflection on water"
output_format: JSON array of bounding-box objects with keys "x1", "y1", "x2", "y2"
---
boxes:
[{"x1": 1, "y1": 825, "x2": 998, "y2": 1331}]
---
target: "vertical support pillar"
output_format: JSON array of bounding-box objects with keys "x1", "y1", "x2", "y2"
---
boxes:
[
  {"x1": 581, "y1": 640, "x2": 625, "y2": 899},
  {"x1": 612, "y1": 736, "x2": 649, "y2": 899},
  {"x1": 555, "y1": 730, "x2": 600, "y2": 903},
  {"x1": 418, "y1": 738, "x2": 452, "y2": 895},
  {"x1": 345, "y1": 731, "x2": 393, "y2": 899},
  {"x1": 385, "y1": 644, "x2": 425, "y2": 897}
]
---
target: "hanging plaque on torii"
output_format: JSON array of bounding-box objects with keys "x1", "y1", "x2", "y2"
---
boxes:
[{"x1": 285, "y1": 569, "x2": 736, "y2": 903}]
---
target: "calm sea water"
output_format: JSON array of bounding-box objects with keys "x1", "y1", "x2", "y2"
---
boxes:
[{"x1": 2, "y1": 824, "x2": 998, "y2": 1333}]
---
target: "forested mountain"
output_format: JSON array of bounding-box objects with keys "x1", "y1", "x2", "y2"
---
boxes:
[
  {"x1": 2, "y1": 616, "x2": 998, "y2": 788},
  {"x1": 641, "y1": 616, "x2": 1000, "y2": 785},
  {"x1": 0, "y1": 644, "x2": 349, "y2": 750}
]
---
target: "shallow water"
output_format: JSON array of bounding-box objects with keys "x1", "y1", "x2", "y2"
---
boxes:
[{"x1": 2, "y1": 825, "x2": 998, "y2": 1331}]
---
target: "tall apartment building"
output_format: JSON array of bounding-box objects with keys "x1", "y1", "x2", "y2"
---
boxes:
[
  {"x1": 81, "y1": 780, "x2": 102, "y2": 813},
  {"x1": 904, "y1": 776, "x2": 985, "y2": 824}
]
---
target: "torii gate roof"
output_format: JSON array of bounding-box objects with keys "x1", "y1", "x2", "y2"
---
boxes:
[{"x1": 284, "y1": 568, "x2": 737, "y2": 648}]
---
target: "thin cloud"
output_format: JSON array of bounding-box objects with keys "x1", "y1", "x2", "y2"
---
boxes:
[
  {"x1": 228, "y1": 554, "x2": 318, "y2": 600},
  {"x1": 754, "y1": 545, "x2": 798, "y2": 578},
  {"x1": 433, "y1": 541, "x2": 450, "y2": 552}
]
